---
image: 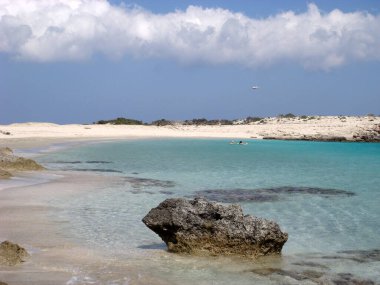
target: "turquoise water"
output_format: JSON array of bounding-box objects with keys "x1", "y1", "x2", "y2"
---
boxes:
[{"x1": 38, "y1": 139, "x2": 380, "y2": 284}]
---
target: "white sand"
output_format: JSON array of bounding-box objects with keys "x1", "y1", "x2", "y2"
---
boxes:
[{"x1": 0, "y1": 116, "x2": 378, "y2": 146}]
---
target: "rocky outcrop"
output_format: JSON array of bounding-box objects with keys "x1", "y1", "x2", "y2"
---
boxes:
[
  {"x1": 262, "y1": 124, "x2": 380, "y2": 143},
  {"x1": 263, "y1": 135, "x2": 348, "y2": 142},
  {"x1": 0, "y1": 241, "x2": 29, "y2": 266},
  {"x1": 0, "y1": 147, "x2": 44, "y2": 179},
  {"x1": 142, "y1": 198, "x2": 288, "y2": 258},
  {"x1": 353, "y1": 124, "x2": 380, "y2": 142}
]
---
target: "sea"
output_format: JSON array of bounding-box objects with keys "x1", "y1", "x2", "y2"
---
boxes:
[{"x1": 35, "y1": 138, "x2": 380, "y2": 284}]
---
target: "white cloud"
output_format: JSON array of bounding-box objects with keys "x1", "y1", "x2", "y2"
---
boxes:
[{"x1": 0, "y1": 0, "x2": 379, "y2": 69}]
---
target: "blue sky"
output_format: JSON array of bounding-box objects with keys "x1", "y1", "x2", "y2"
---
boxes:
[{"x1": 0, "y1": 0, "x2": 379, "y2": 124}]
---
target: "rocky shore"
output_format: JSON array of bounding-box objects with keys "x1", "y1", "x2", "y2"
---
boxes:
[
  {"x1": 263, "y1": 122, "x2": 380, "y2": 142},
  {"x1": 0, "y1": 147, "x2": 44, "y2": 179},
  {"x1": 143, "y1": 198, "x2": 288, "y2": 258}
]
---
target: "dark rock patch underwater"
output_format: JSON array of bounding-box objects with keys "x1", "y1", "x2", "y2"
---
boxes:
[
  {"x1": 248, "y1": 249, "x2": 380, "y2": 284},
  {"x1": 67, "y1": 168, "x2": 123, "y2": 173},
  {"x1": 123, "y1": 176, "x2": 176, "y2": 189},
  {"x1": 52, "y1": 160, "x2": 112, "y2": 164},
  {"x1": 249, "y1": 268, "x2": 375, "y2": 284},
  {"x1": 192, "y1": 186, "x2": 355, "y2": 203}
]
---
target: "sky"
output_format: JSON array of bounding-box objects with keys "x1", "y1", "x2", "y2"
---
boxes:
[{"x1": 0, "y1": 0, "x2": 380, "y2": 124}]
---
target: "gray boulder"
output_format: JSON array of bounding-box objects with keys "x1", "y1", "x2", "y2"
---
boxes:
[{"x1": 142, "y1": 198, "x2": 288, "y2": 257}]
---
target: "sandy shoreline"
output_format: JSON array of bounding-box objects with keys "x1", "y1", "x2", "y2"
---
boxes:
[
  {"x1": 0, "y1": 170, "x2": 172, "y2": 284},
  {"x1": 1, "y1": 116, "x2": 379, "y2": 149}
]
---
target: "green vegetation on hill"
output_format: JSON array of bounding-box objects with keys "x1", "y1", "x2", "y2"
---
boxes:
[
  {"x1": 278, "y1": 113, "x2": 296, "y2": 118},
  {"x1": 245, "y1": 116, "x2": 262, "y2": 123},
  {"x1": 151, "y1": 119, "x2": 173, "y2": 126},
  {"x1": 93, "y1": 114, "x2": 361, "y2": 126},
  {"x1": 93, "y1": 116, "x2": 265, "y2": 126},
  {"x1": 183, "y1": 118, "x2": 234, "y2": 126},
  {"x1": 95, "y1": 117, "x2": 144, "y2": 125}
]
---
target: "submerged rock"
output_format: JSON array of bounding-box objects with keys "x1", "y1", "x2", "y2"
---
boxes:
[
  {"x1": 323, "y1": 249, "x2": 380, "y2": 263},
  {"x1": 0, "y1": 147, "x2": 44, "y2": 179},
  {"x1": 250, "y1": 267, "x2": 324, "y2": 281},
  {"x1": 0, "y1": 241, "x2": 29, "y2": 266},
  {"x1": 142, "y1": 197, "x2": 288, "y2": 257},
  {"x1": 68, "y1": 168, "x2": 123, "y2": 173},
  {"x1": 124, "y1": 176, "x2": 176, "y2": 189},
  {"x1": 250, "y1": 267, "x2": 375, "y2": 284},
  {"x1": 193, "y1": 186, "x2": 355, "y2": 203},
  {"x1": 331, "y1": 273, "x2": 375, "y2": 285}
]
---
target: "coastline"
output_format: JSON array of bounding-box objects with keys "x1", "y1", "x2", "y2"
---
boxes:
[
  {"x1": 1, "y1": 118, "x2": 380, "y2": 284},
  {"x1": 0, "y1": 116, "x2": 379, "y2": 147}
]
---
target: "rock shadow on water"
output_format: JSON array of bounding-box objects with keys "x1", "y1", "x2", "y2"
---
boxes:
[{"x1": 192, "y1": 186, "x2": 355, "y2": 203}]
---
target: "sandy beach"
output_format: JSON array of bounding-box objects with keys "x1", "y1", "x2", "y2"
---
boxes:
[
  {"x1": 1, "y1": 116, "x2": 379, "y2": 148},
  {"x1": 1, "y1": 116, "x2": 380, "y2": 284}
]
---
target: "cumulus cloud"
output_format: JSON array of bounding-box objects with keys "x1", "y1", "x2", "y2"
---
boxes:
[{"x1": 0, "y1": 0, "x2": 379, "y2": 69}]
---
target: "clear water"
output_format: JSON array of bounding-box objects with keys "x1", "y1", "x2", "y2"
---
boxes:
[{"x1": 37, "y1": 139, "x2": 380, "y2": 284}]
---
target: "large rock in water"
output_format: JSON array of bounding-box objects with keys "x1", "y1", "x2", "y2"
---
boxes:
[{"x1": 142, "y1": 198, "x2": 288, "y2": 257}]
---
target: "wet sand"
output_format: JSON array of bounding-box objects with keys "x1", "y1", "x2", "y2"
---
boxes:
[{"x1": 0, "y1": 170, "x2": 174, "y2": 284}]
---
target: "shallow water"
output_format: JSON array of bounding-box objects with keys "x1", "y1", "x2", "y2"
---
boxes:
[{"x1": 30, "y1": 139, "x2": 380, "y2": 283}]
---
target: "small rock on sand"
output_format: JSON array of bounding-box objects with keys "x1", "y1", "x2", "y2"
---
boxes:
[
  {"x1": 0, "y1": 147, "x2": 44, "y2": 179},
  {"x1": 0, "y1": 241, "x2": 30, "y2": 266},
  {"x1": 0, "y1": 169, "x2": 12, "y2": 179}
]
